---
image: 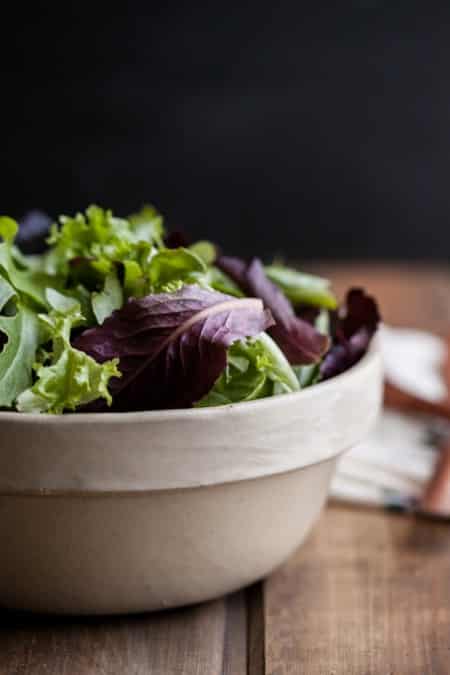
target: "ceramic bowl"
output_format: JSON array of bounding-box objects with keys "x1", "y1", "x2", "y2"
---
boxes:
[{"x1": 0, "y1": 341, "x2": 382, "y2": 615}]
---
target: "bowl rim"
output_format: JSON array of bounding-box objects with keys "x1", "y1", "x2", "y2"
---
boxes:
[
  {"x1": 0, "y1": 334, "x2": 380, "y2": 425},
  {"x1": 0, "y1": 449, "x2": 347, "y2": 498}
]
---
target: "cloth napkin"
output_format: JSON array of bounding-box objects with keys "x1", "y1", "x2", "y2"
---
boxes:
[{"x1": 330, "y1": 325, "x2": 450, "y2": 515}]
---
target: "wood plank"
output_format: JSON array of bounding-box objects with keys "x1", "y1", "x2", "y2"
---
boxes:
[
  {"x1": 265, "y1": 506, "x2": 450, "y2": 675},
  {"x1": 0, "y1": 593, "x2": 248, "y2": 675},
  {"x1": 247, "y1": 584, "x2": 265, "y2": 675},
  {"x1": 222, "y1": 591, "x2": 248, "y2": 675},
  {"x1": 264, "y1": 263, "x2": 450, "y2": 674}
]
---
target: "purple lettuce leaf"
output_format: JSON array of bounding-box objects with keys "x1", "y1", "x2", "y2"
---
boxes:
[
  {"x1": 217, "y1": 256, "x2": 329, "y2": 364},
  {"x1": 16, "y1": 210, "x2": 52, "y2": 254},
  {"x1": 320, "y1": 288, "x2": 380, "y2": 380},
  {"x1": 74, "y1": 285, "x2": 273, "y2": 411}
]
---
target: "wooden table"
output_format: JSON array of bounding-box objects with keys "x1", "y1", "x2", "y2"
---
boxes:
[{"x1": 2, "y1": 264, "x2": 450, "y2": 675}]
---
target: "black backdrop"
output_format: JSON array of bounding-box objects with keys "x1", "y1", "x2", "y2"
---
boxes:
[{"x1": 2, "y1": 3, "x2": 450, "y2": 260}]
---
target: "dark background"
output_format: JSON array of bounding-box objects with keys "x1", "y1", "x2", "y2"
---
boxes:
[{"x1": 2, "y1": 3, "x2": 449, "y2": 260}]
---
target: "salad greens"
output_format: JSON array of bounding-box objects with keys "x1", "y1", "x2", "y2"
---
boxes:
[
  {"x1": 265, "y1": 265, "x2": 337, "y2": 310},
  {"x1": 0, "y1": 205, "x2": 380, "y2": 414},
  {"x1": 217, "y1": 256, "x2": 330, "y2": 364},
  {"x1": 197, "y1": 333, "x2": 300, "y2": 407},
  {"x1": 16, "y1": 290, "x2": 120, "y2": 414},
  {"x1": 0, "y1": 277, "x2": 39, "y2": 408}
]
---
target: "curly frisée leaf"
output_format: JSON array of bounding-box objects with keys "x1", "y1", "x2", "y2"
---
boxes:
[
  {"x1": 16, "y1": 349, "x2": 120, "y2": 414},
  {"x1": 46, "y1": 204, "x2": 165, "y2": 282},
  {"x1": 16, "y1": 292, "x2": 120, "y2": 414},
  {"x1": 74, "y1": 285, "x2": 273, "y2": 411}
]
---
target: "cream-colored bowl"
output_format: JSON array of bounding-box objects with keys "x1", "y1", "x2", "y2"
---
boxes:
[{"x1": 0, "y1": 342, "x2": 382, "y2": 615}]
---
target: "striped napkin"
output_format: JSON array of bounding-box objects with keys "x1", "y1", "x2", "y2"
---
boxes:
[{"x1": 331, "y1": 326, "x2": 450, "y2": 515}]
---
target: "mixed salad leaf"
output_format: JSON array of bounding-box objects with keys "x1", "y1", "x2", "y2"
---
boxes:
[
  {"x1": 217, "y1": 256, "x2": 330, "y2": 364},
  {"x1": 0, "y1": 204, "x2": 380, "y2": 414},
  {"x1": 74, "y1": 286, "x2": 273, "y2": 411}
]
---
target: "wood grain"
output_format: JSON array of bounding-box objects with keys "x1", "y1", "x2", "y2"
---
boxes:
[
  {"x1": 0, "y1": 595, "x2": 241, "y2": 675},
  {"x1": 265, "y1": 263, "x2": 450, "y2": 675},
  {"x1": 265, "y1": 506, "x2": 450, "y2": 675},
  {"x1": 247, "y1": 584, "x2": 265, "y2": 675}
]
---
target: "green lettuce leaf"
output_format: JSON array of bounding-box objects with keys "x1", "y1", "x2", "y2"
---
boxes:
[
  {"x1": 196, "y1": 331, "x2": 299, "y2": 407},
  {"x1": 16, "y1": 290, "x2": 120, "y2": 414},
  {"x1": 0, "y1": 216, "x2": 18, "y2": 242},
  {"x1": 0, "y1": 275, "x2": 40, "y2": 407},
  {"x1": 91, "y1": 272, "x2": 123, "y2": 324},
  {"x1": 45, "y1": 205, "x2": 209, "y2": 308},
  {"x1": 121, "y1": 246, "x2": 208, "y2": 297},
  {"x1": 128, "y1": 204, "x2": 165, "y2": 247},
  {"x1": 189, "y1": 240, "x2": 217, "y2": 266},
  {"x1": 265, "y1": 264, "x2": 337, "y2": 309},
  {"x1": 0, "y1": 217, "x2": 51, "y2": 310},
  {"x1": 147, "y1": 248, "x2": 207, "y2": 292},
  {"x1": 293, "y1": 363, "x2": 321, "y2": 388},
  {"x1": 203, "y1": 266, "x2": 244, "y2": 297}
]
